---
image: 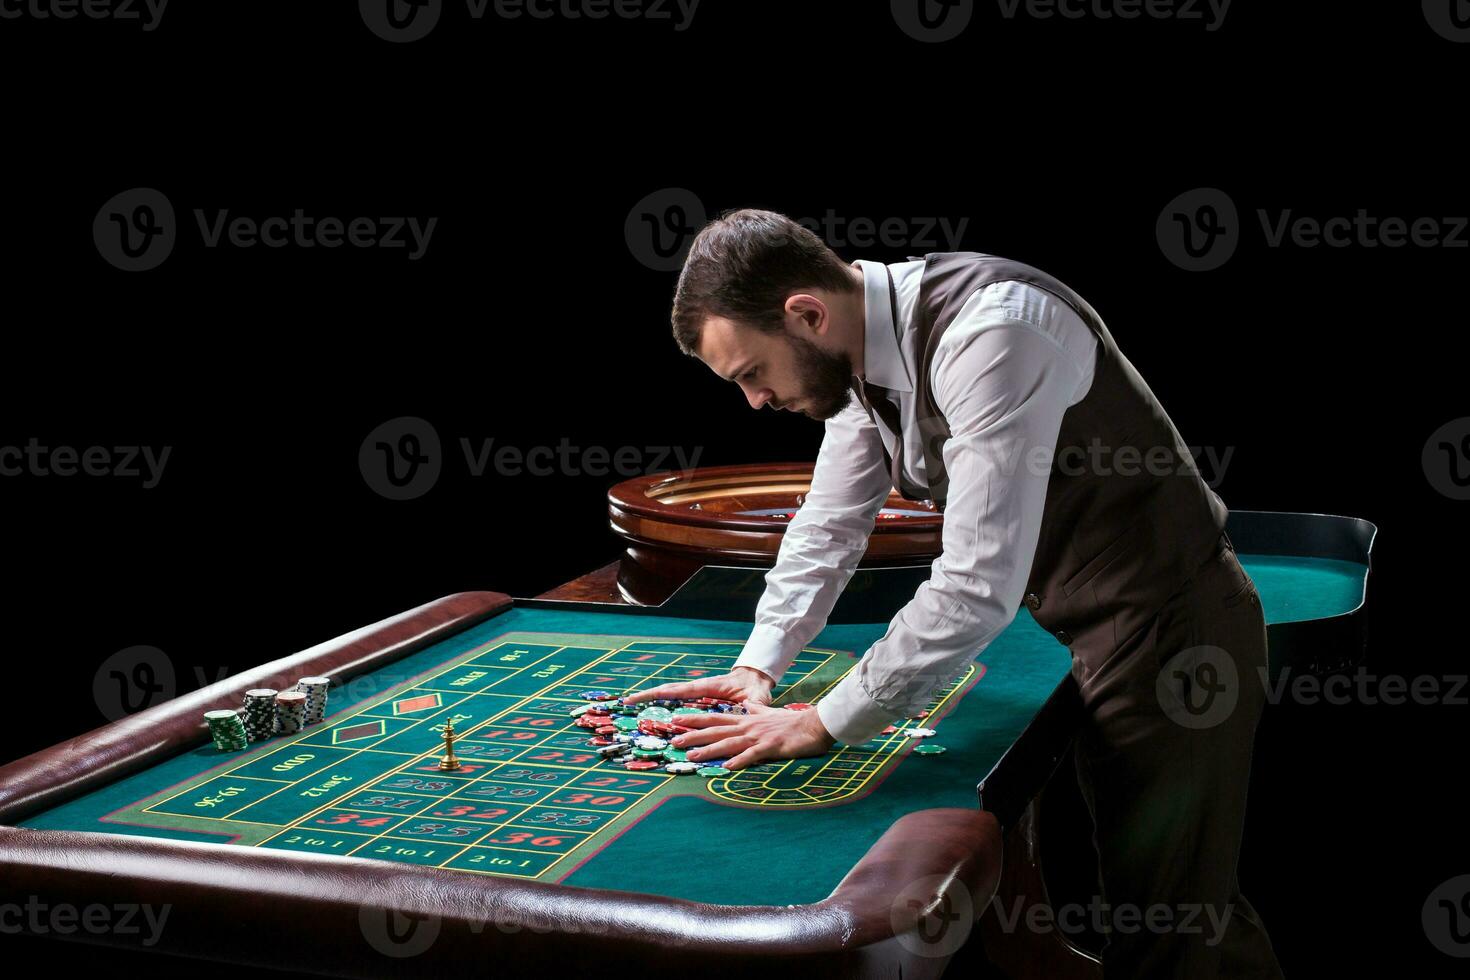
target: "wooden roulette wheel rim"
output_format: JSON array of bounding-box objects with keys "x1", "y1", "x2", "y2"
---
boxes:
[{"x1": 607, "y1": 462, "x2": 943, "y2": 568}]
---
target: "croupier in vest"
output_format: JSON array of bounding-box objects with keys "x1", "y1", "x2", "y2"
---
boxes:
[{"x1": 626, "y1": 209, "x2": 1283, "y2": 979}]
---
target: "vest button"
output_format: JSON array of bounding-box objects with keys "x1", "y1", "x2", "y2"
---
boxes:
[
  {"x1": 1024, "y1": 593, "x2": 1042, "y2": 611},
  {"x1": 1055, "y1": 630, "x2": 1073, "y2": 646}
]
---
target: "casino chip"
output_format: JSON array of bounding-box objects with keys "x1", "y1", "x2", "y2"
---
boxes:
[
  {"x1": 633, "y1": 735, "x2": 670, "y2": 751},
  {"x1": 636, "y1": 706, "x2": 674, "y2": 722},
  {"x1": 242, "y1": 689, "x2": 278, "y2": 742},
  {"x1": 624, "y1": 759, "x2": 661, "y2": 771},
  {"x1": 664, "y1": 762, "x2": 700, "y2": 774},
  {"x1": 913, "y1": 744, "x2": 947, "y2": 755},
  {"x1": 579, "y1": 690, "x2": 615, "y2": 701},
  {"x1": 903, "y1": 727, "x2": 937, "y2": 738},
  {"x1": 295, "y1": 677, "x2": 330, "y2": 726},
  {"x1": 697, "y1": 766, "x2": 732, "y2": 777},
  {"x1": 783, "y1": 702, "x2": 813, "y2": 711},
  {"x1": 204, "y1": 709, "x2": 249, "y2": 752}
]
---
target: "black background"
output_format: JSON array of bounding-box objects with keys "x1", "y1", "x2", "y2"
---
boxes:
[{"x1": 1, "y1": 1, "x2": 1466, "y2": 976}]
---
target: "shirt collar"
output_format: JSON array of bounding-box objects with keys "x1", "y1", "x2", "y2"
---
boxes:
[{"x1": 854, "y1": 259, "x2": 913, "y2": 393}]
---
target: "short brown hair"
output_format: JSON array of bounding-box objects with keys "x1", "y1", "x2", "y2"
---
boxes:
[{"x1": 670, "y1": 209, "x2": 859, "y2": 356}]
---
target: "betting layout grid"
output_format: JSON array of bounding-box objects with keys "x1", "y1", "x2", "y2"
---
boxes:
[{"x1": 105, "y1": 633, "x2": 960, "y2": 880}]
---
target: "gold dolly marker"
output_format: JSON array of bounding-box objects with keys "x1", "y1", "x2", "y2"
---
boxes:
[{"x1": 437, "y1": 718, "x2": 462, "y2": 772}]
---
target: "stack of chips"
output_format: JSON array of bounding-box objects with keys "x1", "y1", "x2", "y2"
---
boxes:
[
  {"x1": 205, "y1": 709, "x2": 249, "y2": 752},
  {"x1": 295, "y1": 676, "x2": 330, "y2": 725},
  {"x1": 275, "y1": 691, "x2": 308, "y2": 735},
  {"x1": 242, "y1": 689, "x2": 278, "y2": 742}
]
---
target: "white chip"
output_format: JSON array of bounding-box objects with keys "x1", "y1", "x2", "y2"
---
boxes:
[
  {"x1": 665, "y1": 761, "x2": 700, "y2": 774},
  {"x1": 633, "y1": 736, "x2": 670, "y2": 751},
  {"x1": 903, "y1": 727, "x2": 938, "y2": 738}
]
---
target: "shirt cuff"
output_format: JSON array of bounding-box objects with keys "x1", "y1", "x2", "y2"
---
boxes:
[
  {"x1": 815, "y1": 672, "x2": 900, "y2": 746},
  {"x1": 734, "y1": 622, "x2": 798, "y2": 683}
]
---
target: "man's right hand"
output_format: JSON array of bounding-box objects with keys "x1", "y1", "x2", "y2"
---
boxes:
[{"x1": 621, "y1": 666, "x2": 775, "y2": 706}]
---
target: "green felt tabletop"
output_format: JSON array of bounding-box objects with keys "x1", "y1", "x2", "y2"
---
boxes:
[{"x1": 19, "y1": 554, "x2": 1364, "y2": 906}]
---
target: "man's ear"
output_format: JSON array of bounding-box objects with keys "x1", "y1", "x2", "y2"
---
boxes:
[{"x1": 784, "y1": 292, "x2": 828, "y2": 336}]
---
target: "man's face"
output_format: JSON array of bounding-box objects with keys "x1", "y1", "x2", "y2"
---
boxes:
[{"x1": 698, "y1": 316, "x2": 854, "y2": 420}]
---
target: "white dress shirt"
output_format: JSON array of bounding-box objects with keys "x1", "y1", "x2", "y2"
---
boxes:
[{"x1": 733, "y1": 259, "x2": 1100, "y2": 744}]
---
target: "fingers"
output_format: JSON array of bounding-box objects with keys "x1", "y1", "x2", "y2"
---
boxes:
[
  {"x1": 670, "y1": 713, "x2": 740, "y2": 731},
  {"x1": 722, "y1": 746, "x2": 768, "y2": 771},
  {"x1": 672, "y1": 723, "x2": 743, "y2": 748},
  {"x1": 684, "y1": 735, "x2": 754, "y2": 763},
  {"x1": 622, "y1": 681, "x2": 703, "y2": 703}
]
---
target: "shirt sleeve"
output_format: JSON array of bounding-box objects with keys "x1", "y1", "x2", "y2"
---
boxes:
[
  {"x1": 732, "y1": 396, "x2": 894, "y2": 682},
  {"x1": 815, "y1": 290, "x2": 1093, "y2": 745}
]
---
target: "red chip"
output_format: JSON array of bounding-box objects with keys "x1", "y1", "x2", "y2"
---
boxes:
[
  {"x1": 784, "y1": 702, "x2": 813, "y2": 711},
  {"x1": 624, "y1": 760, "x2": 661, "y2": 770},
  {"x1": 588, "y1": 736, "x2": 613, "y2": 746},
  {"x1": 881, "y1": 725, "x2": 898, "y2": 734}
]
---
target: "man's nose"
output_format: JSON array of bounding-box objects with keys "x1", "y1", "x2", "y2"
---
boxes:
[{"x1": 747, "y1": 387, "x2": 774, "y2": 410}]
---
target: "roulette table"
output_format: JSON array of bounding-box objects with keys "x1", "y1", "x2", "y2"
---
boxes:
[{"x1": 0, "y1": 465, "x2": 1375, "y2": 978}]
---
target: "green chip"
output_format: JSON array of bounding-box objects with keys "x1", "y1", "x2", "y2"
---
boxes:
[
  {"x1": 636, "y1": 706, "x2": 674, "y2": 722},
  {"x1": 662, "y1": 749, "x2": 689, "y2": 763},
  {"x1": 913, "y1": 743, "x2": 947, "y2": 755},
  {"x1": 697, "y1": 766, "x2": 731, "y2": 777},
  {"x1": 672, "y1": 707, "x2": 705, "y2": 716},
  {"x1": 632, "y1": 748, "x2": 666, "y2": 760},
  {"x1": 612, "y1": 717, "x2": 641, "y2": 732}
]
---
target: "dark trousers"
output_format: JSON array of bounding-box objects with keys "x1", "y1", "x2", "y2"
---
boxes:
[{"x1": 1071, "y1": 532, "x2": 1284, "y2": 979}]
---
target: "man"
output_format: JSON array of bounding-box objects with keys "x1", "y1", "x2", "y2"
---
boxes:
[{"x1": 625, "y1": 208, "x2": 1282, "y2": 978}]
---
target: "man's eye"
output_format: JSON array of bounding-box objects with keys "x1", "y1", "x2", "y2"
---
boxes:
[{"x1": 741, "y1": 369, "x2": 757, "y2": 381}]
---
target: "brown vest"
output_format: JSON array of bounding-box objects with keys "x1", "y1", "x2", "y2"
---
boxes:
[{"x1": 876, "y1": 252, "x2": 1228, "y2": 674}]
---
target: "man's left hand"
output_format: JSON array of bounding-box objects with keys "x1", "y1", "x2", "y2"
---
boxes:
[{"x1": 673, "y1": 702, "x2": 837, "y2": 771}]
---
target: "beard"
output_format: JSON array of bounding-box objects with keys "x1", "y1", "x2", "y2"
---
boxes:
[{"x1": 785, "y1": 333, "x2": 854, "y2": 420}]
